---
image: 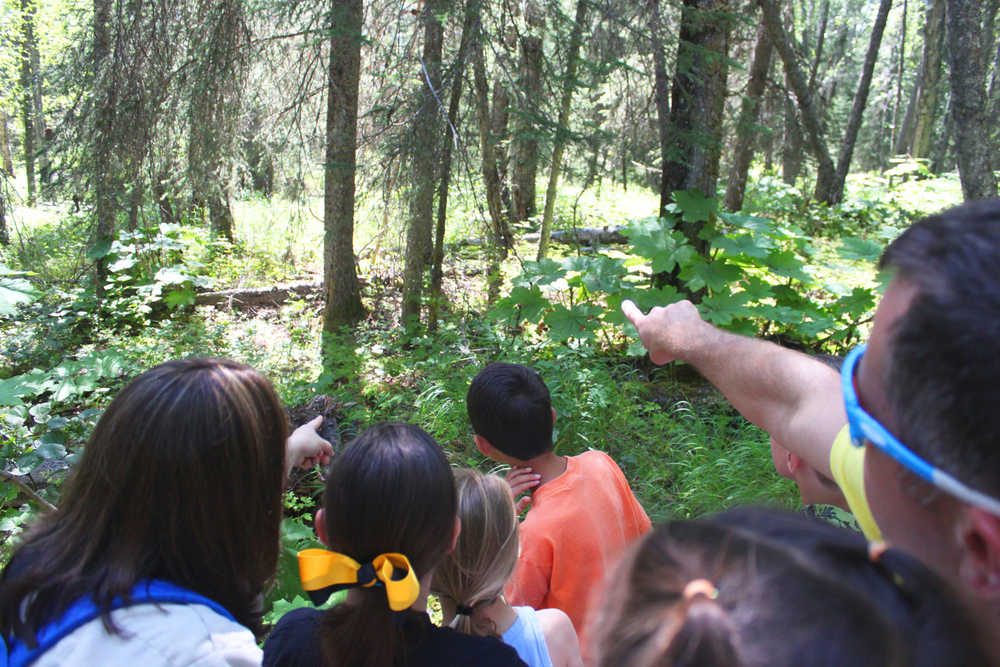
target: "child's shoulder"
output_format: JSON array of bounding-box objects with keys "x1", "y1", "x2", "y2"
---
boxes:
[{"x1": 571, "y1": 449, "x2": 626, "y2": 477}]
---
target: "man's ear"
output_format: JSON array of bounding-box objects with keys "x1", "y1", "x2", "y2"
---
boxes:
[
  {"x1": 474, "y1": 434, "x2": 494, "y2": 458},
  {"x1": 551, "y1": 408, "x2": 557, "y2": 424},
  {"x1": 448, "y1": 516, "x2": 462, "y2": 554},
  {"x1": 314, "y1": 508, "x2": 330, "y2": 548},
  {"x1": 957, "y1": 507, "x2": 1000, "y2": 598}
]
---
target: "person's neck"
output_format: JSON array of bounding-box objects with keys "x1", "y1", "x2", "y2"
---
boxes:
[
  {"x1": 962, "y1": 592, "x2": 1000, "y2": 664},
  {"x1": 524, "y1": 451, "x2": 568, "y2": 487},
  {"x1": 477, "y1": 595, "x2": 519, "y2": 636}
]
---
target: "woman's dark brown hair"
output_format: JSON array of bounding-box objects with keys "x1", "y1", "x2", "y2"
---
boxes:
[
  {"x1": 591, "y1": 508, "x2": 988, "y2": 667},
  {"x1": 0, "y1": 358, "x2": 288, "y2": 643},
  {"x1": 319, "y1": 422, "x2": 457, "y2": 667}
]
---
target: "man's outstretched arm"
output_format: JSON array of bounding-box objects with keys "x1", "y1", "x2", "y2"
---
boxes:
[{"x1": 622, "y1": 299, "x2": 844, "y2": 478}]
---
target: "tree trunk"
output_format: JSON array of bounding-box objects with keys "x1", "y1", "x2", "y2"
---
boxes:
[
  {"x1": 781, "y1": 88, "x2": 804, "y2": 185},
  {"x1": 472, "y1": 26, "x2": 513, "y2": 302},
  {"x1": 725, "y1": 20, "x2": 773, "y2": 211},
  {"x1": 429, "y1": 0, "x2": 478, "y2": 331},
  {"x1": 401, "y1": 0, "x2": 446, "y2": 325},
  {"x1": 890, "y1": 0, "x2": 907, "y2": 155},
  {"x1": 536, "y1": 0, "x2": 588, "y2": 261},
  {"x1": 912, "y1": 0, "x2": 946, "y2": 159},
  {"x1": 650, "y1": 0, "x2": 671, "y2": 219},
  {"x1": 511, "y1": 0, "x2": 544, "y2": 222},
  {"x1": 0, "y1": 110, "x2": 12, "y2": 176},
  {"x1": 825, "y1": 0, "x2": 892, "y2": 204},
  {"x1": 759, "y1": 0, "x2": 837, "y2": 201},
  {"x1": 20, "y1": 0, "x2": 37, "y2": 206},
  {"x1": 322, "y1": 0, "x2": 366, "y2": 331},
  {"x1": 0, "y1": 185, "x2": 7, "y2": 246},
  {"x1": 661, "y1": 0, "x2": 731, "y2": 252},
  {"x1": 945, "y1": 0, "x2": 998, "y2": 200},
  {"x1": 188, "y1": 0, "x2": 245, "y2": 244},
  {"x1": 92, "y1": 0, "x2": 116, "y2": 298}
]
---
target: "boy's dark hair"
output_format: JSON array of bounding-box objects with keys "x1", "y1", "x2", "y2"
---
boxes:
[
  {"x1": 466, "y1": 362, "x2": 554, "y2": 460},
  {"x1": 591, "y1": 507, "x2": 987, "y2": 667},
  {"x1": 879, "y1": 200, "x2": 1000, "y2": 498},
  {"x1": 319, "y1": 422, "x2": 457, "y2": 667},
  {"x1": 0, "y1": 358, "x2": 288, "y2": 644}
]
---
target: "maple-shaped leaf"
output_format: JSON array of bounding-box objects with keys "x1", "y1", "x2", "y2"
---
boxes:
[
  {"x1": 701, "y1": 290, "x2": 752, "y2": 326},
  {"x1": 837, "y1": 237, "x2": 883, "y2": 262},
  {"x1": 545, "y1": 304, "x2": 600, "y2": 343},
  {"x1": 710, "y1": 232, "x2": 775, "y2": 259},
  {"x1": 671, "y1": 189, "x2": 717, "y2": 223},
  {"x1": 680, "y1": 258, "x2": 743, "y2": 293},
  {"x1": 765, "y1": 250, "x2": 813, "y2": 283}
]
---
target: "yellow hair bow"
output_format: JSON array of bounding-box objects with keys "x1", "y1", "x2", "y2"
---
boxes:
[{"x1": 298, "y1": 548, "x2": 420, "y2": 611}]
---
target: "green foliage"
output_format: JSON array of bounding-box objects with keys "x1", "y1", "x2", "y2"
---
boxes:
[{"x1": 494, "y1": 190, "x2": 882, "y2": 354}]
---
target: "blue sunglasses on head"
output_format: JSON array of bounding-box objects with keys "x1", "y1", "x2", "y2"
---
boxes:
[{"x1": 842, "y1": 344, "x2": 1000, "y2": 516}]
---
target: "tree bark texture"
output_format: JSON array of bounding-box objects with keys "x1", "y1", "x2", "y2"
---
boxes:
[
  {"x1": 536, "y1": 0, "x2": 588, "y2": 261},
  {"x1": 0, "y1": 110, "x2": 13, "y2": 176},
  {"x1": 945, "y1": 0, "x2": 998, "y2": 200},
  {"x1": 322, "y1": 0, "x2": 366, "y2": 330},
  {"x1": 429, "y1": 0, "x2": 478, "y2": 331},
  {"x1": 187, "y1": 0, "x2": 246, "y2": 243},
  {"x1": 826, "y1": 0, "x2": 892, "y2": 204},
  {"x1": 650, "y1": 0, "x2": 672, "y2": 219},
  {"x1": 724, "y1": 20, "x2": 773, "y2": 211},
  {"x1": 511, "y1": 0, "x2": 544, "y2": 222},
  {"x1": 911, "y1": 0, "x2": 945, "y2": 159},
  {"x1": 759, "y1": 0, "x2": 837, "y2": 201},
  {"x1": 401, "y1": 0, "x2": 446, "y2": 325},
  {"x1": 92, "y1": 0, "x2": 115, "y2": 297},
  {"x1": 661, "y1": 0, "x2": 731, "y2": 252},
  {"x1": 20, "y1": 0, "x2": 37, "y2": 206}
]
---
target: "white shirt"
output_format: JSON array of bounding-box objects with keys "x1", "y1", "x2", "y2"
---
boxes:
[{"x1": 36, "y1": 602, "x2": 262, "y2": 666}]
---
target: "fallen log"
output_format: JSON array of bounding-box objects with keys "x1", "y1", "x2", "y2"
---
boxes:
[
  {"x1": 194, "y1": 280, "x2": 322, "y2": 308},
  {"x1": 522, "y1": 227, "x2": 629, "y2": 246},
  {"x1": 454, "y1": 227, "x2": 629, "y2": 248}
]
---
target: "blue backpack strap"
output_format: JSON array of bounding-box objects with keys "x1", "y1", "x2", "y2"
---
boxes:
[{"x1": 5, "y1": 580, "x2": 236, "y2": 667}]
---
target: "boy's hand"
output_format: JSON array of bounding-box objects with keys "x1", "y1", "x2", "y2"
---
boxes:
[
  {"x1": 287, "y1": 416, "x2": 334, "y2": 474},
  {"x1": 621, "y1": 299, "x2": 710, "y2": 365},
  {"x1": 506, "y1": 466, "x2": 541, "y2": 515}
]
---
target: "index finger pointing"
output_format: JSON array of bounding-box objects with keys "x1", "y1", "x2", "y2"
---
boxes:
[{"x1": 621, "y1": 299, "x2": 644, "y2": 327}]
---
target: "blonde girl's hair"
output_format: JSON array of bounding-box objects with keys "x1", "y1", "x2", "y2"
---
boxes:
[{"x1": 432, "y1": 468, "x2": 520, "y2": 637}]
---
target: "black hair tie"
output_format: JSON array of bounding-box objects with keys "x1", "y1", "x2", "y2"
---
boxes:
[{"x1": 455, "y1": 603, "x2": 475, "y2": 616}]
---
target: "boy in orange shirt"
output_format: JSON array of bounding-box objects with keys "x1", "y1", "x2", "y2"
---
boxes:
[{"x1": 466, "y1": 362, "x2": 651, "y2": 647}]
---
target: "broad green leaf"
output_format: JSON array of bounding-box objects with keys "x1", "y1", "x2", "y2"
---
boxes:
[
  {"x1": 740, "y1": 276, "x2": 773, "y2": 302},
  {"x1": 504, "y1": 286, "x2": 549, "y2": 322},
  {"x1": 108, "y1": 256, "x2": 137, "y2": 273},
  {"x1": 28, "y1": 402, "x2": 51, "y2": 422},
  {"x1": 701, "y1": 291, "x2": 752, "y2": 326},
  {"x1": 718, "y1": 211, "x2": 777, "y2": 236},
  {"x1": 838, "y1": 237, "x2": 883, "y2": 262},
  {"x1": 513, "y1": 259, "x2": 566, "y2": 288},
  {"x1": 765, "y1": 250, "x2": 813, "y2": 283},
  {"x1": 832, "y1": 287, "x2": 877, "y2": 319},
  {"x1": 0, "y1": 377, "x2": 30, "y2": 406},
  {"x1": 793, "y1": 316, "x2": 837, "y2": 339},
  {"x1": 545, "y1": 304, "x2": 599, "y2": 343},
  {"x1": 0, "y1": 275, "x2": 38, "y2": 316},
  {"x1": 154, "y1": 266, "x2": 190, "y2": 285},
  {"x1": 563, "y1": 255, "x2": 626, "y2": 294},
  {"x1": 710, "y1": 232, "x2": 774, "y2": 259},
  {"x1": 672, "y1": 190, "x2": 716, "y2": 223},
  {"x1": 86, "y1": 238, "x2": 113, "y2": 260},
  {"x1": 680, "y1": 258, "x2": 743, "y2": 293},
  {"x1": 163, "y1": 287, "x2": 196, "y2": 309}
]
